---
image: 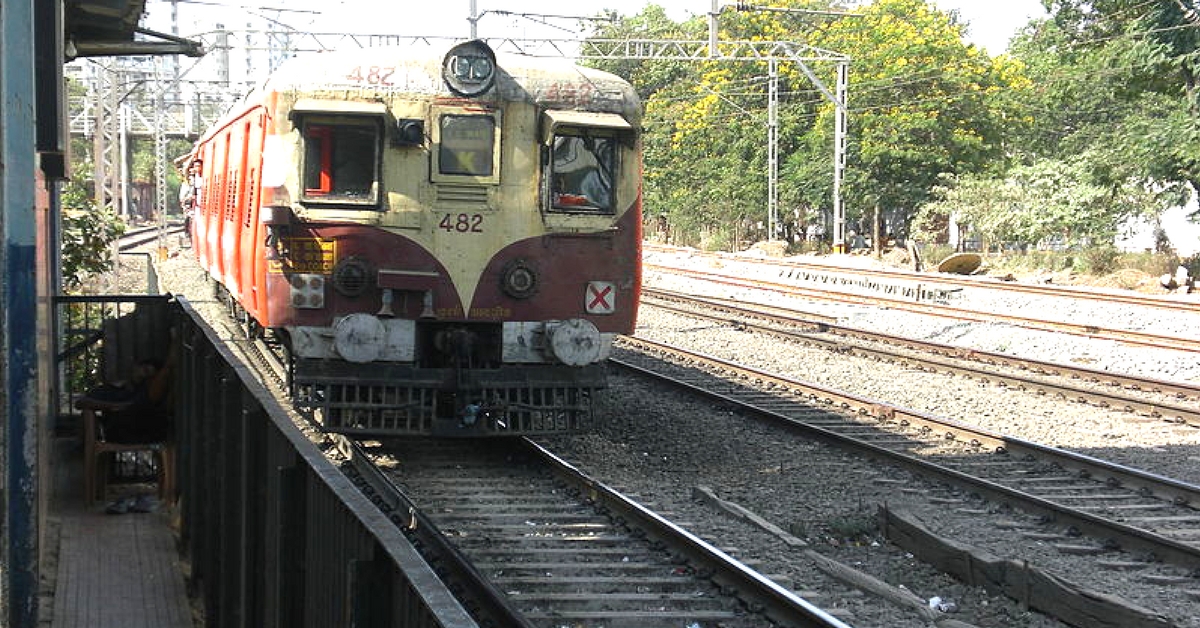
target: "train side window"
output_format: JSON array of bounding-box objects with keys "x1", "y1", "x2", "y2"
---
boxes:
[
  {"x1": 547, "y1": 132, "x2": 616, "y2": 214},
  {"x1": 300, "y1": 119, "x2": 380, "y2": 206}
]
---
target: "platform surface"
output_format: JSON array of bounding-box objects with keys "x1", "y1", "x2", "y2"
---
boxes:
[{"x1": 47, "y1": 439, "x2": 194, "y2": 628}]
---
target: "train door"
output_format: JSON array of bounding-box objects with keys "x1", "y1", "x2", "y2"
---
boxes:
[
  {"x1": 204, "y1": 134, "x2": 232, "y2": 283},
  {"x1": 194, "y1": 141, "x2": 216, "y2": 273},
  {"x1": 222, "y1": 120, "x2": 250, "y2": 300},
  {"x1": 239, "y1": 111, "x2": 267, "y2": 323}
]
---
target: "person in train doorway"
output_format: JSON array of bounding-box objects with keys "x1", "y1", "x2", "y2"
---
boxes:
[{"x1": 178, "y1": 158, "x2": 203, "y2": 242}]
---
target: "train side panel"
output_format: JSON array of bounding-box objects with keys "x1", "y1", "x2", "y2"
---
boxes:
[
  {"x1": 191, "y1": 104, "x2": 271, "y2": 318},
  {"x1": 235, "y1": 111, "x2": 268, "y2": 322},
  {"x1": 221, "y1": 121, "x2": 248, "y2": 298}
]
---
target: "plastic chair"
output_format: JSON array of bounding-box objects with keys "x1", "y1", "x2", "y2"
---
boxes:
[{"x1": 78, "y1": 399, "x2": 174, "y2": 506}]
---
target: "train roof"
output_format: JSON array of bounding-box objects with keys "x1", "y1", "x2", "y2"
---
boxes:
[{"x1": 256, "y1": 42, "x2": 642, "y2": 124}]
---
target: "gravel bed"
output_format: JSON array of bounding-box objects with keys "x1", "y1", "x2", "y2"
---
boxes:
[
  {"x1": 548, "y1": 364, "x2": 1200, "y2": 627},
  {"x1": 552, "y1": 251, "x2": 1200, "y2": 627},
  {"x1": 138, "y1": 243, "x2": 1200, "y2": 627},
  {"x1": 631, "y1": 306, "x2": 1200, "y2": 485}
]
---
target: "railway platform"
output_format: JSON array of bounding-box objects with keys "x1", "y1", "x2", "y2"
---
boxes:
[{"x1": 45, "y1": 436, "x2": 194, "y2": 628}]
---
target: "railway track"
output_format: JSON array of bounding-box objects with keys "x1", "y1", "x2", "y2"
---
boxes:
[
  {"x1": 643, "y1": 251, "x2": 1200, "y2": 354},
  {"x1": 643, "y1": 288, "x2": 1200, "y2": 427},
  {"x1": 118, "y1": 223, "x2": 184, "y2": 251},
  {"x1": 613, "y1": 336, "x2": 1200, "y2": 572},
  {"x1": 335, "y1": 437, "x2": 854, "y2": 628},
  {"x1": 644, "y1": 242, "x2": 1200, "y2": 317},
  {"x1": 214, "y1": 294, "x2": 851, "y2": 626}
]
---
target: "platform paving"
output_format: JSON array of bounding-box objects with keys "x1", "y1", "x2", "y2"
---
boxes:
[{"x1": 46, "y1": 438, "x2": 194, "y2": 628}]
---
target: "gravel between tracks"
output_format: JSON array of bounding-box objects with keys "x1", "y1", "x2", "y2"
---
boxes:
[
  {"x1": 549, "y1": 248, "x2": 1200, "y2": 627},
  {"x1": 142, "y1": 243, "x2": 1200, "y2": 628}
]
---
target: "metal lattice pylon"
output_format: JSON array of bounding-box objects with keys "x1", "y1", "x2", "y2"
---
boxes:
[
  {"x1": 91, "y1": 59, "x2": 121, "y2": 215},
  {"x1": 154, "y1": 58, "x2": 168, "y2": 232}
]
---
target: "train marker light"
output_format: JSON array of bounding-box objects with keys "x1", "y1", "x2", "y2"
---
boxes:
[
  {"x1": 500, "y1": 259, "x2": 538, "y2": 299},
  {"x1": 586, "y1": 281, "x2": 615, "y2": 314},
  {"x1": 394, "y1": 119, "x2": 424, "y2": 147},
  {"x1": 442, "y1": 40, "x2": 496, "y2": 97}
]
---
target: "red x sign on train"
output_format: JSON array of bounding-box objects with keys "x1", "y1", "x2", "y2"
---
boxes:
[{"x1": 586, "y1": 281, "x2": 615, "y2": 314}]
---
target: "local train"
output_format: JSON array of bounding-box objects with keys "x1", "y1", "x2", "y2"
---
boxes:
[{"x1": 181, "y1": 40, "x2": 643, "y2": 436}]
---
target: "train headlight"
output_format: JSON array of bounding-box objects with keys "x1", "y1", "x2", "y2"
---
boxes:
[
  {"x1": 546, "y1": 318, "x2": 601, "y2": 366},
  {"x1": 289, "y1": 273, "x2": 325, "y2": 309},
  {"x1": 442, "y1": 40, "x2": 496, "y2": 97},
  {"x1": 334, "y1": 313, "x2": 385, "y2": 363},
  {"x1": 500, "y1": 259, "x2": 538, "y2": 299}
]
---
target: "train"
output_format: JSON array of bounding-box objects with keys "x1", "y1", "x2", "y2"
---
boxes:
[{"x1": 181, "y1": 40, "x2": 643, "y2": 437}]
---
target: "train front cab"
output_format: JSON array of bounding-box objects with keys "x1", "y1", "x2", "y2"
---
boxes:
[
  {"x1": 288, "y1": 100, "x2": 642, "y2": 438},
  {"x1": 192, "y1": 42, "x2": 642, "y2": 438}
]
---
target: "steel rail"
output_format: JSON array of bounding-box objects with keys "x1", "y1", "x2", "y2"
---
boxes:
[
  {"x1": 643, "y1": 288, "x2": 1200, "y2": 425},
  {"x1": 526, "y1": 439, "x2": 855, "y2": 628},
  {"x1": 645, "y1": 243, "x2": 1200, "y2": 316},
  {"x1": 219, "y1": 293, "x2": 852, "y2": 625},
  {"x1": 337, "y1": 432, "x2": 853, "y2": 627},
  {"x1": 333, "y1": 436, "x2": 538, "y2": 628},
  {"x1": 644, "y1": 262, "x2": 1200, "y2": 353},
  {"x1": 615, "y1": 336, "x2": 1200, "y2": 570},
  {"x1": 118, "y1": 223, "x2": 184, "y2": 251}
]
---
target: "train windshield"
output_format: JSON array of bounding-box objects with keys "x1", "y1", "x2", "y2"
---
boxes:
[
  {"x1": 300, "y1": 118, "x2": 380, "y2": 206},
  {"x1": 549, "y1": 132, "x2": 615, "y2": 214},
  {"x1": 438, "y1": 115, "x2": 496, "y2": 177}
]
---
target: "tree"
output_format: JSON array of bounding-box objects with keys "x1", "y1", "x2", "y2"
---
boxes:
[
  {"x1": 912, "y1": 155, "x2": 1160, "y2": 249},
  {"x1": 795, "y1": 0, "x2": 1026, "y2": 239},
  {"x1": 589, "y1": 0, "x2": 1029, "y2": 249},
  {"x1": 1010, "y1": 0, "x2": 1200, "y2": 213},
  {"x1": 60, "y1": 171, "x2": 126, "y2": 291}
]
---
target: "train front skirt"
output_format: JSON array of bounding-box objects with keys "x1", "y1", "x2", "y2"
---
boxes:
[{"x1": 292, "y1": 359, "x2": 606, "y2": 437}]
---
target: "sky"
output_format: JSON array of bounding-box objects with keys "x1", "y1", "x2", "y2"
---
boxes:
[
  {"x1": 930, "y1": 0, "x2": 1047, "y2": 53},
  {"x1": 148, "y1": 0, "x2": 1048, "y2": 57}
]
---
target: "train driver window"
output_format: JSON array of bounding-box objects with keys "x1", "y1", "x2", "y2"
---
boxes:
[
  {"x1": 438, "y1": 114, "x2": 496, "y2": 177},
  {"x1": 301, "y1": 119, "x2": 380, "y2": 206},
  {"x1": 549, "y1": 132, "x2": 615, "y2": 214}
]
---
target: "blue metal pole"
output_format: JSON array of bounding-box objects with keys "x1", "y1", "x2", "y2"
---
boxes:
[{"x1": 1, "y1": 0, "x2": 42, "y2": 624}]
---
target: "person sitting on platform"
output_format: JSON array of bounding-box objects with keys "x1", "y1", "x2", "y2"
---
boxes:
[{"x1": 76, "y1": 356, "x2": 173, "y2": 445}]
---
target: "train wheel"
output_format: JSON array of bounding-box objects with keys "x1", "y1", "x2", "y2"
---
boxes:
[{"x1": 243, "y1": 316, "x2": 262, "y2": 340}]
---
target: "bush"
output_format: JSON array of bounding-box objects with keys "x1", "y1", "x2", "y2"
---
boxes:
[
  {"x1": 1118, "y1": 250, "x2": 1179, "y2": 277},
  {"x1": 1076, "y1": 246, "x2": 1121, "y2": 274},
  {"x1": 61, "y1": 180, "x2": 125, "y2": 290}
]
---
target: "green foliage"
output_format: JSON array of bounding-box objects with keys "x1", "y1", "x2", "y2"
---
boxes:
[
  {"x1": 799, "y1": 0, "x2": 1025, "y2": 235},
  {"x1": 826, "y1": 512, "x2": 878, "y2": 542},
  {"x1": 592, "y1": 0, "x2": 1031, "y2": 248},
  {"x1": 60, "y1": 177, "x2": 125, "y2": 291},
  {"x1": 1011, "y1": 0, "x2": 1200, "y2": 209},
  {"x1": 595, "y1": 0, "x2": 1199, "y2": 258},
  {"x1": 913, "y1": 156, "x2": 1160, "y2": 249},
  {"x1": 1077, "y1": 245, "x2": 1121, "y2": 274}
]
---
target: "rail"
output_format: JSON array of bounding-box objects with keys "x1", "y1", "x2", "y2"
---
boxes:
[{"x1": 615, "y1": 336, "x2": 1200, "y2": 570}]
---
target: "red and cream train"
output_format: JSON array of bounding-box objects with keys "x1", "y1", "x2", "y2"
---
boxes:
[{"x1": 181, "y1": 40, "x2": 642, "y2": 436}]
